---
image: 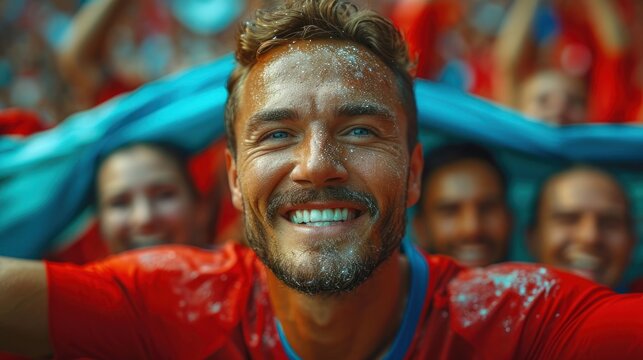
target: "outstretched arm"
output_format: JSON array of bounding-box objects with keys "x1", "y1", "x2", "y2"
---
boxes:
[
  {"x1": 585, "y1": 0, "x2": 628, "y2": 55},
  {"x1": 57, "y1": 0, "x2": 129, "y2": 106},
  {"x1": 492, "y1": 0, "x2": 540, "y2": 106},
  {"x1": 555, "y1": 293, "x2": 643, "y2": 358},
  {"x1": 0, "y1": 257, "x2": 51, "y2": 356}
]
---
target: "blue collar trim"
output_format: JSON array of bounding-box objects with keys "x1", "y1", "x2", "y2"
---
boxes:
[{"x1": 276, "y1": 238, "x2": 430, "y2": 359}]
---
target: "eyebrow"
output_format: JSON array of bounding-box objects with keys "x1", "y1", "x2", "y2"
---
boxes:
[
  {"x1": 245, "y1": 102, "x2": 394, "y2": 129},
  {"x1": 337, "y1": 102, "x2": 395, "y2": 120},
  {"x1": 248, "y1": 108, "x2": 298, "y2": 125}
]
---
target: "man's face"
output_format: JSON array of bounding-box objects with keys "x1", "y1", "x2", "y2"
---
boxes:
[
  {"x1": 519, "y1": 72, "x2": 587, "y2": 125},
  {"x1": 531, "y1": 170, "x2": 634, "y2": 287},
  {"x1": 415, "y1": 159, "x2": 511, "y2": 267},
  {"x1": 97, "y1": 146, "x2": 199, "y2": 253},
  {"x1": 226, "y1": 40, "x2": 423, "y2": 295}
]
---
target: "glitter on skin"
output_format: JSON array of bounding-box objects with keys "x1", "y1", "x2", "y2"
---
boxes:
[
  {"x1": 449, "y1": 265, "x2": 559, "y2": 331},
  {"x1": 233, "y1": 39, "x2": 415, "y2": 295}
]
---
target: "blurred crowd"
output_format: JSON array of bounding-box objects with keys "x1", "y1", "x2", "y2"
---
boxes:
[
  {"x1": 1, "y1": 0, "x2": 641, "y2": 124},
  {"x1": 394, "y1": 0, "x2": 643, "y2": 124},
  {"x1": 1, "y1": 0, "x2": 643, "y2": 294},
  {"x1": 0, "y1": 0, "x2": 257, "y2": 123}
]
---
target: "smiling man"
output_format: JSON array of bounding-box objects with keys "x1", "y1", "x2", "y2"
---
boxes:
[
  {"x1": 225, "y1": 37, "x2": 420, "y2": 298},
  {"x1": 2, "y1": 1, "x2": 643, "y2": 359},
  {"x1": 528, "y1": 166, "x2": 635, "y2": 289},
  {"x1": 96, "y1": 143, "x2": 206, "y2": 253},
  {"x1": 414, "y1": 143, "x2": 512, "y2": 267}
]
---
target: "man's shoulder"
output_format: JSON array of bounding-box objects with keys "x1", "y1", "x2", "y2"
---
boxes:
[
  {"x1": 414, "y1": 252, "x2": 599, "y2": 304},
  {"x1": 79, "y1": 242, "x2": 259, "y2": 279},
  {"x1": 446, "y1": 262, "x2": 614, "y2": 331},
  {"x1": 448, "y1": 263, "x2": 560, "y2": 325},
  {"x1": 417, "y1": 262, "x2": 617, "y2": 358},
  {"x1": 421, "y1": 251, "x2": 464, "y2": 281},
  {"x1": 45, "y1": 243, "x2": 269, "y2": 358}
]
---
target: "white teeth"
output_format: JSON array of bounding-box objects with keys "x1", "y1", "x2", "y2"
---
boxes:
[
  {"x1": 310, "y1": 209, "x2": 322, "y2": 222},
  {"x1": 569, "y1": 253, "x2": 602, "y2": 271},
  {"x1": 289, "y1": 208, "x2": 354, "y2": 225},
  {"x1": 456, "y1": 249, "x2": 485, "y2": 262},
  {"x1": 334, "y1": 209, "x2": 342, "y2": 221}
]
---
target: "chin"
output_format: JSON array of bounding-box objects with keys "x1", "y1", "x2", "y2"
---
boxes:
[{"x1": 260, "y1": 232, "x2": 393, "y2": 295}]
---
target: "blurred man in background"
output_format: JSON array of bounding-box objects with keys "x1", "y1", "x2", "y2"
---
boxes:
[
  {"x1": 46, "y1": 142, "x2": 210, "y2": 263},
  {"x1": 95, "y1": 143, "x2": 208, "y2": 253},
  {"x1": 413, "y1": 142, "x2": 512, "y2": 267},
  {"x1": 517, "y1": 70, "x2": 587, "y2": 125},
  {"x1": 528, "y1": 166, "x2": 635, "y2": 288}
]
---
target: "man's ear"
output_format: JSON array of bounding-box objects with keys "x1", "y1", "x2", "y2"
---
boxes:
[
  {"x1": 225, "y1": 149, "x2": 243, "y2": 211},
  {"x1": 406, "y1": 143, "x2": 424, "y2": 208}
]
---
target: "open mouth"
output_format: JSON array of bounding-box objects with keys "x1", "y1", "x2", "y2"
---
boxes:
[
  {"x1": 129, "y1": 235, "x2": 166, "y2": 248},
  {"x1": 286, "y1": 208, "x2": 360, "y2": 226},
  {"x1": 568, "y1": 253, "x2": 603, "y2": 272},
  {"x1": 454, "y1": 245, "x2": 489, "y2": 264},
  {"x1": 563, "y1": 251, "x2": 605, "y2": 281}
]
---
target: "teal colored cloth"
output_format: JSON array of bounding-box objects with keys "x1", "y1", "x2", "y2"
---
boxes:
[
  {"x1": 0, "y1": 54, "x2": 234, "y2": 258},
  {"x1": 1, "y1": 56, "x2": 642, "y2": 284},
  {"x1": 415, "y1": 81, "x2": 643, "y2": 285}
]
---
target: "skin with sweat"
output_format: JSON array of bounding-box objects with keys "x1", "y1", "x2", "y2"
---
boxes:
[{"x1": 225, "y1": 39, "x2": 423, "y2": 359}]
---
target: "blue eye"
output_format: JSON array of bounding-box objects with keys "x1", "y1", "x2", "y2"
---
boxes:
[
  {"x1": 349, "y1": 127, "x2": 371, "y2": 136},
  {"x1": 268, "y1": 131, "x2": 289, "y2": 140}
]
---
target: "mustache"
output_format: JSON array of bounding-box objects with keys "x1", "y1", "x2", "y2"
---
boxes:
[{"x1": 266, "y1": 186, "x2": 379, "y2": 221}]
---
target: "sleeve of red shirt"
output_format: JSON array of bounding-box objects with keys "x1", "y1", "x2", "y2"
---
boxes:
[
  {"x1": 448, "y1": 263, "x2": 643, "y2": 358},
  {"x1": 518, "y1": 269, "x2": 643, "y2": 358},
  {"x1": 46, "y1": 244, "x2": 254, "y2": 359}
]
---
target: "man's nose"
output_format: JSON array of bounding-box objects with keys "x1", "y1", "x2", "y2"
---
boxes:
[
  {"x1": 575, "y1": 214, "x2": 601, "y2": 247},
  {"x1": 459, "y1": 206, "x2": 482, "y2": 242},
  {"x1": 547, "y1": 95, "x2": 568, "y2": 123},
  {"x1": 130, "y1": 197, "x2": 156, "y2": 230},
  {"x1": 290, "y1": 132, "x2": 348, "y2": 187}
]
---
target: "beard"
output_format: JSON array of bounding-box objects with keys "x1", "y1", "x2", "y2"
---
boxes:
[{"x1": 243, "y1": 186, "x2": 407, "y2": 296}]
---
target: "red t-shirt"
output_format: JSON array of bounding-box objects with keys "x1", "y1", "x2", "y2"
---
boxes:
[
  {"x1": 629, "y1": 278, "x2": 643, "y2": 293},
  {"x1": 46, "y1": 244, "x2": 643, "y2": 359}
]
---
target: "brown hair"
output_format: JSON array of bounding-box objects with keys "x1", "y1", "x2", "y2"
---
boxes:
[{"x1": 224, "y1": 0, "x2": 417, "y2": 157}]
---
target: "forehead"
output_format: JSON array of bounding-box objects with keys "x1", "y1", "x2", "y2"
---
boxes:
[
  {"x1": 427, "y1": 160, "x2": 504, "y2": 200},
  {"x1": 543, "y1": 171, "x2": 627, "y2": 211},
  {"x1": 523, "y1": 73, "x2": 585, "y2": 97},
  {"x1": 98, "y1": 147, "x2": 186, "y2": 191},
  {"x1": 238, "y1": 39, "x2": 401, "y2": 116},
  {"x1": 259, "y1": 40, "x2": 388, "y2": 77}
]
